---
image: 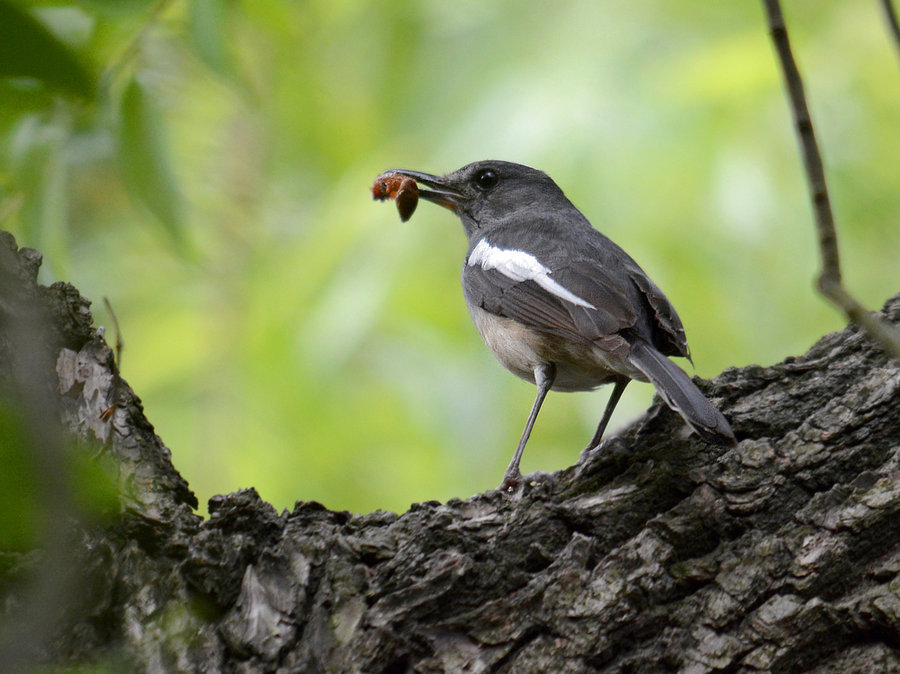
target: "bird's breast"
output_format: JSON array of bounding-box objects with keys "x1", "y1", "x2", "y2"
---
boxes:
[{"x1": 466, "y1": 305, "x2": 646, "y2": 391}]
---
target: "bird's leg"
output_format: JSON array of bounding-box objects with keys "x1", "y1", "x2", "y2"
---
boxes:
[
  {"x1": 501, "y1": 363, "x2": 556, "y2": 492},
  {"x1": 584, "y1": 377, "x2": 629, "y2": 451}
]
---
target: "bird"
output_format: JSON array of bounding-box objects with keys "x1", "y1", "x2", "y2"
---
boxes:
[{"x1": 377, "y1": 160, "x2": 736, "y2": 490}]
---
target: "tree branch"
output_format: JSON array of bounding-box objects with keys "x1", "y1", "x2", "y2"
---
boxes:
[
  {"x1": 882, "y1": 0, "x2": 900, "y2": 62},
  {"x1": 762, "y1": 0, "x2": 900, "y2": 360},
  {"x1": 2, "y1": 228, "x2": 900, "y2": 671}
]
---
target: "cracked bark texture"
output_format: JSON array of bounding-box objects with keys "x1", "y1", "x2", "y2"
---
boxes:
[{"x1": 1, "y1": 228, "x2": 899, "y2": 673}]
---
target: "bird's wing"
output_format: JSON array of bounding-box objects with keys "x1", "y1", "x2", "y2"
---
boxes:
[
  {"x1": 626, "y1": 265, "x2": 690, "y2": 359},
  {"x1": 462, "y1": 239, "x2": 638, "y2": 345}
]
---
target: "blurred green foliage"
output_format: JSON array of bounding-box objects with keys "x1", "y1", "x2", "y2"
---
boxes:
[
  {"x1": 0, "y1": 404, "x2": 40, "y2": 552},
  {"x1": 1, "y1": 0, "x2": 898, "y2": 514},
  {"x1": 0, "y1": 400, "x2": 119, "y2": 557}
]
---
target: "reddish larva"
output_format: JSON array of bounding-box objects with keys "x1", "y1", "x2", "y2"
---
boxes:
[
  {"x1": 394, "y1": 177, "x2": 418, "y2": 221},
  {"x1": 371, "y1": 173, "x2": 402, "y2": 200},
  {"x1": 371, "y1": 171, "x2": 419, "y2": 222}
]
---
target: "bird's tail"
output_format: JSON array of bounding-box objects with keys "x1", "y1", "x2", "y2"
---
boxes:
[{"x1": 627, "y1": 339, "x2": 736, "y2": 447}]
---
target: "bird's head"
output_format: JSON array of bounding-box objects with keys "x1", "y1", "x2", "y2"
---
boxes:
[{"x1": 385, "y1": 160, "x2": 574, "y2": 239}]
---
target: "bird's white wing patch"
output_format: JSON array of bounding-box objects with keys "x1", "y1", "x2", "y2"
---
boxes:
[{"x1": 468, "y1": 239, "x2": 596, "y2": 309}]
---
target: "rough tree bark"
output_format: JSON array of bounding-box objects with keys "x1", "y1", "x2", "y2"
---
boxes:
[{"x1": 1, "y1": 229, "x2": 899, "y2": 673}]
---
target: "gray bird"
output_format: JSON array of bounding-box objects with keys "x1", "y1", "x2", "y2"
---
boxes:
[{"x1": 381, "y1": 160, "x2": 736, "y2": 490}]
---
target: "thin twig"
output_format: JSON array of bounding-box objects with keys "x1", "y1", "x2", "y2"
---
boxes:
[
  {"x1": 103, "y1": 296, "x2": 123, "y2": 370},
  {"x1": 882, "y1": 0, "x2": 900, "y2": 62},
  {"x1": 99, "y1": 298, "x2": 123, "y2": 443},
  {"x1": 762, "y1": 0, "x2": 900, "y2": 360}
]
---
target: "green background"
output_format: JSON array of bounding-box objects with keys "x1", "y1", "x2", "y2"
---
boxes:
[{"x1": 2, "y1": 0, "x2": 898, "y2": 515}]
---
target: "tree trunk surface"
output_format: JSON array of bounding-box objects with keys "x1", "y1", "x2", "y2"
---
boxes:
[{"x1": 1, "y1": 229, "x2": 899, "y2": 673}]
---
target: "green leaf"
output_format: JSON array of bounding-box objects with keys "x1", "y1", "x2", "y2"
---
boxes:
[
  {"x1": 0, "y1": 0, "x2": 95, "y2": 99},
  {"x1": 118, "y1": 77, "x2": 185, "y2": 242}
]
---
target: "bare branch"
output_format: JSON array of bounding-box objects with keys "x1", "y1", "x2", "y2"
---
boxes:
[
  {"x1": 882, "y1": 0, "x2": 900, "y2": 62},
  {"x1": 762, "y1": 0, "x2": 900, "y2": 360}
]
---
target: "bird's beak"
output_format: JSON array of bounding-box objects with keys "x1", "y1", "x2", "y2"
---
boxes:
[{"x1": 386, "y1": 169, "x2": 463, "y2": 212}]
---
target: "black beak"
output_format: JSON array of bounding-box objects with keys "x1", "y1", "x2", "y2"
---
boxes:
[{"x1": 386, "y1": 169, "x2": 463, "y2": 212}]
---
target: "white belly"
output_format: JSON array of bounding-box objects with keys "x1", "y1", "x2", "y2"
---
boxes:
[{"x1": 466, "y1": 305, "x2": 647, "y2": 392}]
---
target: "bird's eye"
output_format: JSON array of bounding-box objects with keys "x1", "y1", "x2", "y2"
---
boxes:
[{"x1": 474, "y1": 169, "x2": 499, "y2": 191}]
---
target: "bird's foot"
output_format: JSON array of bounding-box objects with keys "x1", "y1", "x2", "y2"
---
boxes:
[
  {"x1": 581, "y1": 438, "x2": 606, "y2": 458},
  {"x1": 499, "y1": 469, "x2": 556, "y2": 496},
  {"x1": 499, "y1": 469, "x2": 522, "y2": 494}
]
